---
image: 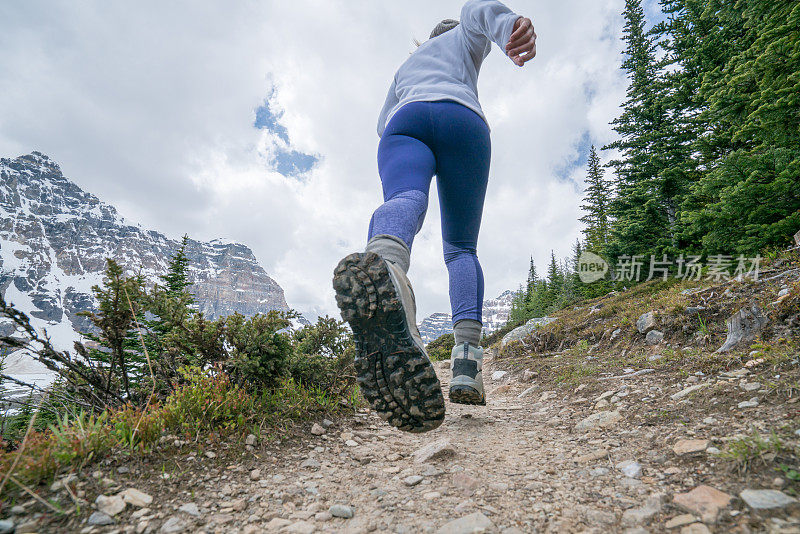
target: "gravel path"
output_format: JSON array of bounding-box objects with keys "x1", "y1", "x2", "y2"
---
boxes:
[{"x1": 19, "y1": 349, "x2": 800, "y2": 533}]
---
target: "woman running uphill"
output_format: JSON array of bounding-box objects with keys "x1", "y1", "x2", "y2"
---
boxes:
[{"x1": 333, "y1": 0, "x2": 537, "y2": 433}]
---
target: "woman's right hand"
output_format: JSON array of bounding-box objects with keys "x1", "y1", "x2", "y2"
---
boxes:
[{"x1": 506, "y1": 16, "x2": 537, "y2": 67}]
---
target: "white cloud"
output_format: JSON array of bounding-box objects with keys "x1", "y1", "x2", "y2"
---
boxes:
[{"x1": 0, "y1": 0, "x2": 629, "y2": 321}]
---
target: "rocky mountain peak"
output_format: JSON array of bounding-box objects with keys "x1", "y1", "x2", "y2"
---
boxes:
[{"x1": 0, "y1": 152, "x2": 290, "y2": 358}]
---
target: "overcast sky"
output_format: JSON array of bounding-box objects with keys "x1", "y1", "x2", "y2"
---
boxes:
[{"x1": 0, "y1": 0, "x2": 664, "y2": 321}]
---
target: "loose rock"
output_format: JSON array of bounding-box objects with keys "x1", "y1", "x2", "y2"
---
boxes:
[
  {"x1": 671, "y1": 384, "x2": 707, "y2": 401},
  {"x1": 160, "y1": 516, "x2": 187, "y2": 534},
  {"x1": 575, "y1": 411, "x2": 622, "y2": 432},
  {"x1": 646, "y1": 330, "x2": 664, "y2": 345},
  {"x1": 95, "y1": 494, "x2": 126, "y2": 516},
  {"x1": 673, "y1": 439, "x2": 710, "y2": 456},
  {"x1": 310, "y1": 423, "x2": 325, "y2": 436},
  {"x1": 329, "y1": 504, "x2": 354, "y2": 518},
  {"x1": 636, "y1": 312, "x2": 657, "y2": 334},
  {"x1": 673, "y1": 485, "x2": 732, "y2": 523},
  {"x1": 413, "y1": 439, "x2": 456, "y2": 463},
  {"x1": 436, "y1": 512, "x2": 495, "y2": 534},
  {"x1": 716, "y1": 304, "x2": 768, "y2": 353},
  {"x1": 178, "y1": 503, "x2": 201, "y2": 517},
  {"x1": 87, "y1": 512, "x2": 114, "y2": 526},
  {"x1": 403, "y1": 475, "x2": 424, "y2": 487},
  {"x1": 739, "y1": 489, "x2": 798, "y2": 511},
  {"x1": 120, "y1": 488, "x2": 153, "y2": 508}
]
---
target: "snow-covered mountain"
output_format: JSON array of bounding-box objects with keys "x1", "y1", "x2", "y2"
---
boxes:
[
  {"x1": 417, "y1": 290, "x2": 515, "y2": 344},
  {"x1": 0, "y1": 152, "x2": 290, "y2": 363}
]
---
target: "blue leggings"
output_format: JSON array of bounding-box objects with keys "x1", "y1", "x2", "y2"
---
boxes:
[{"x1": 368, "y1": 100, "x2": 491, "y2": 324}]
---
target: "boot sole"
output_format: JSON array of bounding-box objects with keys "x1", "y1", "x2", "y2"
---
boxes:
[
  {"x1": 449, "y1": 384, "x2": 486, "y2": 406},
  {"x1": 333, "y1": 252, "x2": 445, "y2": 433}
]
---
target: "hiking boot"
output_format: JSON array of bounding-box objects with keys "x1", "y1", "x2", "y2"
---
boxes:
[
  {"x1": 333, "y1": 251, "x2": 445, "y2": 433},
  {"x1": 449, "y1": 342, "x2": 485, "y2": 405}
]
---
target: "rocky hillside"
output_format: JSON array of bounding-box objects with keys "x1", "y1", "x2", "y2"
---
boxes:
[
  {"x1": 418, "y1": 290, "x2": 514, "y2": 343},
  {"x1": 0, "y1": 152, "x2": 289, "y2": 358}
]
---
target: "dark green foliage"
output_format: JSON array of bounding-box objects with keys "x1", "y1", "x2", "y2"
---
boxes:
[
  {"x1": 580, "y1": 146, "x2": 611, "y2": 252},
  {"x1": 289, "y1": 316, "x2": 355, "y2": 396},
  {"x1": 426, "y1": 333, "x2": 455, "y2": 362},
  {"x1": 598, "y1": 0, "x2": 799, "y2": 261}
]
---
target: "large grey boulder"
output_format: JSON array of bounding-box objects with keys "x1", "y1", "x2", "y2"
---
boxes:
[
  {"x1": 716, "y1": 304, "x2": 768, "y2": 353},
  {"x1": 500, "y1": 317, "x2": 556, "y2": 347}
]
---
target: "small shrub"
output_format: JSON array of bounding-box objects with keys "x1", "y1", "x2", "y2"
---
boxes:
[
  {"x1": 289, "y1": 316, "x2": 355, "y2": 398},
  {"x1": 426, "y1": 333, "x2": 455, "y2": 362},
  {"x1": 161, "y1": 367, "x2": 257, "y2": 437}
]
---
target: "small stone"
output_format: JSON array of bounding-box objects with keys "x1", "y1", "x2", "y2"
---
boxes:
[
  {"x1": 673, "y1": 485, "x2": 732, "y2": 523},
  {"x1": 741, "y1": 382, "x2": 761, "y2": 391},
  {"x1": 436, "y1": 512, "x2": 495, "y2": 534},
  {"x1": 646, "y1": 330, "x2": 664, "y2": 345},
  {"x1": 87, "y1": 512, "x2": 114, "y2": 526},
  {"x1": 245, "y1": 433, "x2": 257, "y2": 446},
  {"x1": 160, "y1": 516, "x2": 187, "y2": 533},
  {"x1": 315, "y1": 511, "x2": 332, "y2": 521},
  {"x1": 345, "y1": 439, "x2": 359, "y2": 447},
  {"x1": 204, "y1": 451, "x2": 217, "y2": 459},
  {"x1": 285, "y1": 520, "x2": 316, "y2": 534},
  {"x1": 452, "y1": 472, "x2": 480, "y2": 496},
  {"x1": 706, "y1": 447, "x2": 720, "y2": 454},
  {"x1": 673, "y1": 439, "x2": 710, "y2": 456},
  {"x1": 621, "y1": 505, "x2": 658, "y2": 527},
  {"x1": 328, "y1": 504, "x2": 354, "y2": 518},
  {"x1": 517, "y1": 386, "x2": 537, "y2": 398},
  {"x1": 9, "y1": 506, "x2": 24, "y2": 515},
  {"x1": 300, "y1": 457, "x2": 321, "y2": 469},
  {"x1": 424, "y1": 491, "x2": 441, "y2": 500},
  {"x1": 575, "y1": 411, "x2": 622, "y2": 432},
  {"x1": 647, "y1": 353, "x2": 663, "y2": 362},
  {"x1": 120, "y1": 488, "x2": 153, "y2": 507},
  {"x1": 738, "y1": 399, "x2": 759, "y2": 409},
  {"x1": 702, "y1": 417, "x2": 716, "y2": 425},
  {"x1": 321, "y1": 418, "x2": 334, "y2": 428},
  {"x1": 310, "y1": 423, "x2": 325, "y2": 436},
  {"x1": 664, "y1": 514, "x2": 697, "y2": 529},
  {"x1": 414, "y1": 439, "x2": 456, "y2": 463},
  {"x1": 617, "y1": 460, "x2": 642, "y2": 479},
  {"x1": 403, "y1": 475, "x2": 424, "y2": 486},
  {"x1": 739, "y1": 489, "x2": 798, "y2": 511},
  {"x1": 491, "y1": 370, "x2": 507, "y2": 381},
  {"x1": 773, "y1": 477, "x2": 786, "y2": 488},
  {"x1": 680, "y1": 524, "x2": 711, "y2": 534},
  {"x1": 671, "y1": 384, "x2": 707, "y2": 401},
  {"x1": 95, "y1": 494, "x2": 126, "y2": 516},
  {"x1": 178, "y1": 503, "x2": 201, "y2": 516},
  {"x1": 611, "y1": 328, "x2": 622, "y2": 340},
  {"x1": 576, "y1": 449, "x2": 609, "y2": 463},
  {"x1": 265, "y1": 518, "x2": 293, "y2": 530}
]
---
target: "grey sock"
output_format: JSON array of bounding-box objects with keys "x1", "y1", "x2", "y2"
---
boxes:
[
  {"x1": 365, "y1": 234, "x2": 411, "y2": 273},
  {"x1": 454, "y1": 319, "x2": 482, "y2": 346}
]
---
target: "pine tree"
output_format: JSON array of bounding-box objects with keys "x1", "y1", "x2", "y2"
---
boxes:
[
  {"x1": 160, "y1": 234, "x2": 194, "y2": 303},
  {"x1": 604, "y1": 0, "x2": 672, "y2": 259},
  {"x1": 579, "y1": 146, "x2": 611, "y2": 251},
  {"x1": 680, "y1": 1, "x2": 800, "y2": 252},
  {"x1": 78, "y1": 259, "x2": 146, "y2": 399}
]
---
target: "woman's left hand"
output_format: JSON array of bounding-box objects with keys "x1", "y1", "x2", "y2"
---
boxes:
[{"x1": 506, "y1": 16, "x2": 537, "y2": 67}]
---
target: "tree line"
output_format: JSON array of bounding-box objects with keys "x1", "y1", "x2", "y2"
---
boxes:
[{"x1": 511, "y1": 0, "x2": 798, "y2": 324}]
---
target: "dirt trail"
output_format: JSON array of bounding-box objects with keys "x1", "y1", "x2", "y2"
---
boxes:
[{"x1": 34, "y1": 343, "x2": 800, "y2": 533}]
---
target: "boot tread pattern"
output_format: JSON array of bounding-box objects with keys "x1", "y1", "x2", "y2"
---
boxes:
[{"x1": 333, "y1": 252, "x2": 445, "y2": 433}]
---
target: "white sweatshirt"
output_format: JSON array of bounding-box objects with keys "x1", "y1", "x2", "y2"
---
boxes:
[{"x1": 377, "y1": 0, "x2": 520, "y2": 137}]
